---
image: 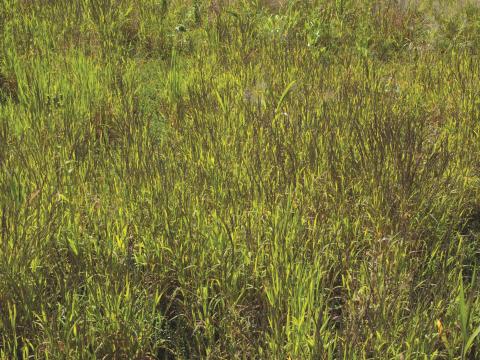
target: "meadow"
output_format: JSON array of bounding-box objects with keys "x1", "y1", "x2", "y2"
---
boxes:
[{"x1": 1, "y1": 0, "x2": 480, "y2": 358}]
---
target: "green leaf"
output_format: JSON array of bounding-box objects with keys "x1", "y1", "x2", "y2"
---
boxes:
[
  {"x1": 68, "y1": 237, "x2": 78, "y2": 256},
  {"x1": 274, "y1": 80, "x2": 296, "y2": 118},
  {"x1": 465, "y1": 325, "x2": 480, "y2": 357}
]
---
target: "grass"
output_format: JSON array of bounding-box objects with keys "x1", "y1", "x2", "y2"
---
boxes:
[{"x1": 1, "y1": 0, "x2": 480, "y2": 358}]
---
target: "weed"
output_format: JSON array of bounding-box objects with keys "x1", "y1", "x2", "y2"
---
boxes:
[{"x1": 1, "y1": 0, "x2": 480, "y2": 359}]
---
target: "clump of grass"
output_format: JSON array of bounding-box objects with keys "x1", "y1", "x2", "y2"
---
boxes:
[{"x1": 1, "y1": 0, "x2": 480, "y2": 358}]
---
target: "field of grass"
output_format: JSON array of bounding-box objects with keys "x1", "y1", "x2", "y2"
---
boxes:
[{"x1": 1, "y1": 0, "x2": 480, "y2": 358}]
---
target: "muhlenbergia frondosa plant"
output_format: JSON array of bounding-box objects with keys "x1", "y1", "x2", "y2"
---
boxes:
[{"x1": 1, "y1": 0, "x2": 480, "y2": 358}]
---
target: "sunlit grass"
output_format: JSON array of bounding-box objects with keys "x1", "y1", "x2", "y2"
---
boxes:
[{"x1": 1, "y1": 0, "x2": 480, "y2": 358}]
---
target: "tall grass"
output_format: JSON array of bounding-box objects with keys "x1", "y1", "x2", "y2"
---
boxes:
[{"x1": 1, "y1": 0, "x2": 480, "y2": 358}]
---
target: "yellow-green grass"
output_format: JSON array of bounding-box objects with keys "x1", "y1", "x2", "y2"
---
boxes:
[{"x1": 1, "y1": 0, "x2": 480, "y2": 358}]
